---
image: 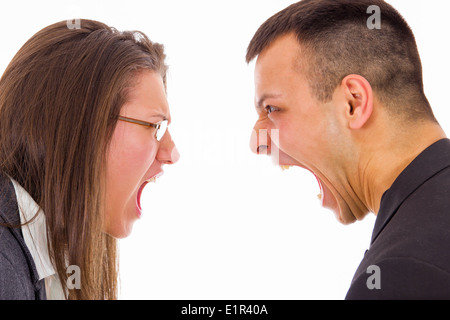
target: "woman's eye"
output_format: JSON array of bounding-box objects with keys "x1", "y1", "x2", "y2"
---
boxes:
[{"x1": 265, "y1": 105, "x2": 278, "y2": 114}]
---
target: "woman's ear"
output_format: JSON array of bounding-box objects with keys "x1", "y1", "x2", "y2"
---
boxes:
[{"x1": 341, "y1": 75, "x2": 373, "y2": 130}]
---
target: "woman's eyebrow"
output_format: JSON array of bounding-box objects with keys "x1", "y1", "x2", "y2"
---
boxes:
[
  {"x1": 148, "y1": 112, "x2": 171, "y2": 124},
  {"x1": 149, "y1": 113, "x2": 167, "y2": 120}
]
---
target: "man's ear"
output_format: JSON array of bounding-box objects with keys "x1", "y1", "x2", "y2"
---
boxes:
[{"x1": 340, "y1": 75, "x2": 373, "y2": 130}]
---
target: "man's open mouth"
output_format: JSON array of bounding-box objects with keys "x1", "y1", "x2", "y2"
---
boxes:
[{"x1": 280, "y1": 165, "x2": 324, "y2": 202}]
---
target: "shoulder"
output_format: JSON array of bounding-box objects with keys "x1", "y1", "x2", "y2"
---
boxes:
[
  {"x1": 346, "y1": 256, "x2": 450, "y2": 299},
  {"x1": 401, "y1": 165, "x2": 450, "y2": 218},
  {"x1": 347, "y1": 180, "x2": 450, "y2": 299},
  {"x1": 0, "y1": 173, "x2": 39, "y2": 300},
  {"x1": 376, "y1": 166, "x2": 450, "y2": 268},
  {"x1": 0, "y1": 225, "x2": 36, "y2": 299}
]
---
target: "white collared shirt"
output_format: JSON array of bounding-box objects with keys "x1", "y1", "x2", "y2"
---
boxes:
[{"x1": 10, "y1": 178, "x2": 66, "y2": 300}]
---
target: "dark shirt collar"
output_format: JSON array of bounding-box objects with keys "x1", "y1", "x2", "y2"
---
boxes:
[{"x1": 371, "y1": 138, "x2": 450, "y2": 245}]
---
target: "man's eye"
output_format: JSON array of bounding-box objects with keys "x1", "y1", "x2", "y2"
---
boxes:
[{"x1": 265, "y1": 105, "x2": 278, "y2": 114}]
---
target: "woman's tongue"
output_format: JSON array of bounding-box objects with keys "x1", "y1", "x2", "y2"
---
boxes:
[{"x1": 137, "y1": 181, "x2": 149, "y2": 210}]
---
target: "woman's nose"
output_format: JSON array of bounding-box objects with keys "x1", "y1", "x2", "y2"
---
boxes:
[{"x1": 157, "y1": 130, "x2": 180, "y2": 164}]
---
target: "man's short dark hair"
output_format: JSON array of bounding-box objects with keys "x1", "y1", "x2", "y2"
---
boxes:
[{"x1": 246, "y1": 0, "x2": 437, "y2": 123}]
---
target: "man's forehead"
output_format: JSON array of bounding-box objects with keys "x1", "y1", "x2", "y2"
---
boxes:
[
  {"x1": 254, "y1": 35, "x2": 305, "y2": 93},
  {"x1": 255, "y1": 33, "x2": 302, "y2": 71}
]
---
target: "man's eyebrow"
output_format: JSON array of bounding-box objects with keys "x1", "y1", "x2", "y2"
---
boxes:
[{"x1": 256, "y1": 93, "x2": 283, "y2": 111}]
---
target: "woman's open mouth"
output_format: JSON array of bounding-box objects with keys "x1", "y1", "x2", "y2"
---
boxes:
[{"x1": 136, "y1": 171, "x2": 164, "y2": 217}]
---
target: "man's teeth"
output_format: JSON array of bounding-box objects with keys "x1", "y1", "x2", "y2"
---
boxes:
[
  {"x1": 317, "y1": 193, "x2": 323, "y2": 200},
  {"x1": 280, "y1": 165, "x2": 291, "y2": 171}
]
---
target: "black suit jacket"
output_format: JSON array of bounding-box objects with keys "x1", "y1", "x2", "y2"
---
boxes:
[
  {"x1": 346, "y1": 138, "x2": 450, "y2": 299},
  {"x1": 0, "y1": 172, "x2": 46, "y2": 300}
]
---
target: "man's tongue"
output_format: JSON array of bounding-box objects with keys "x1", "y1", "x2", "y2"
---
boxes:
[
  {"x1": 314, "y1": 175, "x2": 342, "y2": 222},
  {"x1": 314, "y1": 174, "x2": 324, "y2": 203}
]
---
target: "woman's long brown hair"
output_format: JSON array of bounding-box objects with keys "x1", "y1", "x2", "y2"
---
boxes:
[{"x1": 0, "y1": 19, "x2": 167, "y2": 299}]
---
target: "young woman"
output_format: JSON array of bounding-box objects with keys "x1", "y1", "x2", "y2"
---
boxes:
[{"x1": 0, "y1": 19, "x2": 179, "y2": 299}]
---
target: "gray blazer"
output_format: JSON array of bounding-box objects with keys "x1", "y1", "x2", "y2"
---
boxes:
[{"x1": 0, "y1": 172, "x2": 46, "y2": 300}]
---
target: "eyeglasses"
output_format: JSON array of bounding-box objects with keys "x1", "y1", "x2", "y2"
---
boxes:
[{"x1": 117, "y1": 116, "x2": 168, "y2": 141}]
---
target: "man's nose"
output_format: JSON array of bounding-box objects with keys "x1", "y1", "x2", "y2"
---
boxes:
[
  {"x1": 249, "y1": 126, "x2": 272, "y2": 155},
  {"x1": 156, "y1": 130, "x2": 180, "y2": 164}
]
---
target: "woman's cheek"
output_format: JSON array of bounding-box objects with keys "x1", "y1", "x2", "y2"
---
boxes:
[
  {"x1": 121, "y1": 129, "x2": 157, "y2": 165},
  {"x1": 128, "y1": 141, "x2": 159, "y2": 179}
]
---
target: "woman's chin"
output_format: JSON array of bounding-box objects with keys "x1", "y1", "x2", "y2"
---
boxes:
[
  {"x1": 103, "y1": 208, "x2": 138, "y2": 239},
  {"x1": 105, "y1": 223, "x2": 135, "y2": 239}
]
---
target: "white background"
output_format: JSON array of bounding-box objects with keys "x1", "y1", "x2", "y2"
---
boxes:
[{"x1": 1, "y1": 1, "x2": 449, "y2": 300}]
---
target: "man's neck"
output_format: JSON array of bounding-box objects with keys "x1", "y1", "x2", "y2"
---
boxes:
[{"x1": 359, "y1": 123, "x2": 447, "y2": 215}]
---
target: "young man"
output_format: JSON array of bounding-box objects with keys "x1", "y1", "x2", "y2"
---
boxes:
[{"x1": 246, "y1": 0, "x2": 450, "y2": 299}]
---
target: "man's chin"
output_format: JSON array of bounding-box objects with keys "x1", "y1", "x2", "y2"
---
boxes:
[
  {"x1": 334, "y1": 208, "x2": 358, "y2": 225},
  {"x1": 320, "y1": 180, "x2": 357, "y2": 225}
]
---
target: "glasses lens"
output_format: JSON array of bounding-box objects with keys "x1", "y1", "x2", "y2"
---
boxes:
[{"x1": 156, "y1": 120, "x2": 168, "y2": 141}]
